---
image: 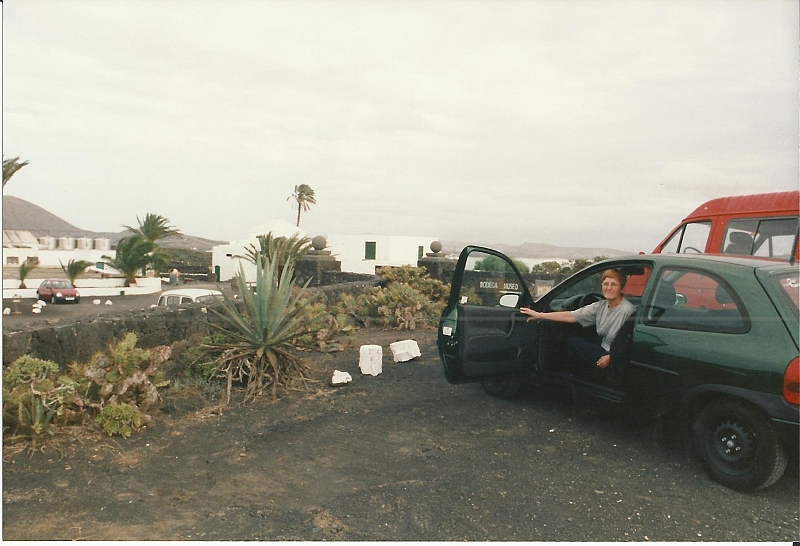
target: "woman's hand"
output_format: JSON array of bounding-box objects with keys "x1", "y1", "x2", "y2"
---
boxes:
[
  {"x1": 519, "y1": 307, "x2": 540, "y2": 322},
  {"x1": 596, "y1": 354, "x2": 611, "y2": 369}
]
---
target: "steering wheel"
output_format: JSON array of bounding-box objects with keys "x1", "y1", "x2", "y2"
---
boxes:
[
  {"x1": 578, "y1": 292, "x2": 603, "y2": 307},
  {"x1": 682, "y1": 246, "x2": 702, "y2": 253}
]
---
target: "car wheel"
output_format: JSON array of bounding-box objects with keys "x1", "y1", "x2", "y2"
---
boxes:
[
  {"x1": 692, "y1": 399, "x2": 787, "y2": 491},
  {"x1": 481, "y1": 377, "x2": 522, "y2": 399}
]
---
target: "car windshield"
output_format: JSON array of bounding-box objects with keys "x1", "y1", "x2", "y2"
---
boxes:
[
  {"x1": 195, "y1": 294, "x2": 221, "y2": 303},
  {"x1": 52, "y1": 281, "x2": 73, "y2": 288},
  {"x1": 769, "y1": 271, "x2": 799, "y2": 318}
]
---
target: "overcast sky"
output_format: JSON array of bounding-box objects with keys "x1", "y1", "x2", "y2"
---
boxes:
[{"x1": 2, "y1": 0, "x2": 798, "y2": 253}]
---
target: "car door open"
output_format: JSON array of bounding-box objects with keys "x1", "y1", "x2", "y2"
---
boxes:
[{"x1": 438, "y1": 246, "x2": 538, "y2": 383}]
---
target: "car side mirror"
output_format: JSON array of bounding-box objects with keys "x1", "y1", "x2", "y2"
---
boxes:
[
  {"x1": 675, "y1": 293, "x2": 688, "y2": 306},
  {"x1": 499, "y1": 294, "x2": 519, "y2": 308}
]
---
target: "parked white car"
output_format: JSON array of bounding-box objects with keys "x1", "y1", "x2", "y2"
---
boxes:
[{"x1": 153, "y1": 288, "x2": 223, "y2": 307}]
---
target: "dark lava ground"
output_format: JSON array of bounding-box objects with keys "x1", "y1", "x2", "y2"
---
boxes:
[{"x1": 2, "y1": 325, "x2": 798, "y2": 541}]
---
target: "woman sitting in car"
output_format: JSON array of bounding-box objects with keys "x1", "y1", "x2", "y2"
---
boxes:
[{"x1": 519, "y1": 268, "x2": 635, "y2": 376}]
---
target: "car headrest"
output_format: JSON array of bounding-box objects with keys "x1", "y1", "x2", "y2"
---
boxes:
[{"x1": 653, "y1": 283, "x2": 676, "y2": 308}]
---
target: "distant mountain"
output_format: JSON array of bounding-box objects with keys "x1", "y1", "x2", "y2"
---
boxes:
[
  {"x1": 2, "y1": 195, "x2": 225, "y2": 251},
  {"x1": 439, "y1": 239, "x2": 632, "y2": 260}
]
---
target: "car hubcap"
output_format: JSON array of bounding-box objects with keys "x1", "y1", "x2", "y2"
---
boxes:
[{"x1": 710, "y1": 419, "x2": 755, "y2": 471}]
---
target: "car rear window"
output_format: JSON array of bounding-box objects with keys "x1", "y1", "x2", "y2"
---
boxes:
[{"x1": 769, "y1": 271, "x2": 799, "y2": 318}]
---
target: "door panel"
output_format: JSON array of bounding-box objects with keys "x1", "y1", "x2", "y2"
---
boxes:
[
  {"x1": 458, "y1": 304, "x2": 537, "y2": 376},
  {"x1": 438, "y1": 246, "x2": 537, "y2": 383}
]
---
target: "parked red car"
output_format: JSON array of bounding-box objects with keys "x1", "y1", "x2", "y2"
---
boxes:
[{"x1": 36, "y1": 279, "x2": 81, "y2": 304}]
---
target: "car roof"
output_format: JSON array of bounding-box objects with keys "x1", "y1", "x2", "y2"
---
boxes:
[
  {"x1": 160, "y1": 288, "x2": 223, "y2": 297},
  {"x1": 608, "y1": 253, "x2": 797, "y2": 271}
]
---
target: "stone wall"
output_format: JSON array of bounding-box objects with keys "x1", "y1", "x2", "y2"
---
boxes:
[
  {"x1": 2, "y1": 306, "x2": 226, "y2": 370},
  {"x1": 2, "y1": 278, "x2": 382, "y2": 371}
]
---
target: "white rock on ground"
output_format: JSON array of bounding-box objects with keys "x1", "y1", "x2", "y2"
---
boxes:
[
  {"x1": 331, "y1": 370, "x2": 352, "y2": 385},
  {"x1": 389, "y1": 339, "x2": 421, "y2": 362},
  {"x1": 359, "y1": 344, "x2": 383, "y2": 376}
]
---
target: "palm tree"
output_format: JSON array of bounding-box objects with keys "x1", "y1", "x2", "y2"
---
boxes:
[
  {"x1": 123, "y1": 213, "x2": 180, "y2": 242},
  {"x1": 60, "y1": 259, "x2": 93, "y2": 285},
  {"x1": 18, "y1": 262, "x2": 37, "y2": 289},
  {"x1": 239, "y1": 232, "x2": 311, "y2": 270},
  {"x1": 3, "y1": 156, "x2": 30, "y2": 188},
  {"x1": 287, "y1": 184, "x2": 316, "y2": 227},
  {"x1": 102, "y1": 235, "x2": 156, "y2": 287},
  {"x1": 122, "y1": 213, "x2": 179, "y2": 275}
]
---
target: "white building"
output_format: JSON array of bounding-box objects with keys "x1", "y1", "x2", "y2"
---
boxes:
[
  {"x1": 325, "y1": 233, "x2": 438, "y2": 275},
  {"x1": 2, "y1": 230, "x2": 112, "y2": 269},
  {"x1": 210, "y1": 219, "x2": 307, "y2": 282},
  {"x1": 209, "y1": 221, "x2": 438, "y2": 281}
]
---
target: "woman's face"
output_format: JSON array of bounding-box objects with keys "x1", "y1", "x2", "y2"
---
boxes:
[{"x1": 601, "y1": 277, "x2": 623, "y2": 302}]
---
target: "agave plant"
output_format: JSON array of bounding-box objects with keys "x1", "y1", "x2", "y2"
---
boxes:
[{"x1": 204, "y1": 252, "x2": 322, "y2": 403}]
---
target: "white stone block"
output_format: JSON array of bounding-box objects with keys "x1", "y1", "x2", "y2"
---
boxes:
[
  {"x1": 359, "y1": 344, "x2": 383, "y2": 376},
  {"x1": 331, "y1": 370, "x2": 352, "y2": 385},
  {"x1": 389, "y1": 339, "x2": 421, "y2": 362}
]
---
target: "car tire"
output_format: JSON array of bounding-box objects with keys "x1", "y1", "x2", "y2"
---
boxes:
[
  {"x1": 481, "y1": 377, "x2": 522, "y2": 399},
  {"x1": 692, "y1": 399, "x2": 787, "y2": 492}
]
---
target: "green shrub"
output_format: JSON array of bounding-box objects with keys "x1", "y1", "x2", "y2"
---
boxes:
[
  {"x1": 95, "y1": 403, "x2": 142, "y2": 438},
  {"x1": 339, "y1": 283, "x2": 443, "y2": 330},
  {"x1": 377, "y1": 265, "x2": 450, "y2": 304},
  {"x1": 3, "y1": 355, "x2": 79, "y2": 437}
]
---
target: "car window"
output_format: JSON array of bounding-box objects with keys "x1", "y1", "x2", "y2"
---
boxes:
[
  {"x1": 722, "y1": 217, "x2": 799, "y2": 258},
  {"x1": 769, "y1": 271, "x2": 799, "y2": 318},
  {"x1": 644, "y1": 268, "x2": 749, "y2": 333},
  {"x1": 660, "y1": 221, "x2": 711, "y2": 254},
  {"x1": 548, "y1": 263, "x2": 651, "y2": 310},
  {"x1": 166, "y1": 295, "x2": 181, "y2": 306},
  {"x1": 196, "y1": 294, "x2": 221, "y2": 303},
  {"x1": 458, "y1": 250, "x2": 525, "y2": 307}
]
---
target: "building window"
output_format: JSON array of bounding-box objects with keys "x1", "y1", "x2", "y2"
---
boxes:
[
  {"x1": 365, "y1": 242, "x2": 376, "y2": 260},
  {"x1": 418, "y1": 246, "x2": 424, "y2": 259},
  {"x1": 6, "y1": 256, "x2": 19, "y2": 265},
  {"x1": 25, "y1": 257, "x2": 39, "y2": 265}
]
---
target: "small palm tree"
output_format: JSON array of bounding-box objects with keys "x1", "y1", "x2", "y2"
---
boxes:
[
  {"x1": 60, "y1": 259, "x2": 93, "y2": 285},
  {"x1": 288, "y1": 184, "x2": 316, "y2": 227},
  {"x1": 204, "y1": 252, "x2": 321, "y2": 403},
  {"x1": 102, "y1": 235, "x2": 155, "y2": 287},
  {"x1": 239, "y1": 232, "x2": 311, "y2": 270},
  {"x1": 122, "y1": 213, "x2": 178, "y2": 275},
  {"x1": 3, "y1": 156, "x2": 29, "y2": 188},
  {"x1": 123, "y1": 213, "x2": 181, "y2": 242},
  {"x1": 18, "y1": 262, "x2": 37, "y2": 289}
]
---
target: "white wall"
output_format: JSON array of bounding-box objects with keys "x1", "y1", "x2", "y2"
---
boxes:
[
  {"x1": 211, "y1": 233, "x2": 439, "y2": 280},
  {"x1": 326, "y1": 234, "x2": 438, "y2": 275},
  {"x1": 3, "y1": 247, "x2": 111, "y2": 268}
]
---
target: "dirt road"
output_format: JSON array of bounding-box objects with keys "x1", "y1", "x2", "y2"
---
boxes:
[{"x1": 2, "y1": 327, "x2": 798, "y2": 541}]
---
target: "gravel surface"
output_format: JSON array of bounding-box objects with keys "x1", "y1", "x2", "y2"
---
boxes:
[{"x1": 2, "y1": 324, "x2": 798, "y2": 541}]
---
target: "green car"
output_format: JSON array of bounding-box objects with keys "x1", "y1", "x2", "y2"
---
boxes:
[{"x1": 438, "y1": 247, "x2": 799, "y2": 492}]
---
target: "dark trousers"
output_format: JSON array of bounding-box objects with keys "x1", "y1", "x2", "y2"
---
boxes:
[{"x1": 566, "y1": 336, "x2": 609, "y2": 376}]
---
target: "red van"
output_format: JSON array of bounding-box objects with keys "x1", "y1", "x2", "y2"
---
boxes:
[{"x1": 653, "y1": 191, "x2": 799, "y2": 261}]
